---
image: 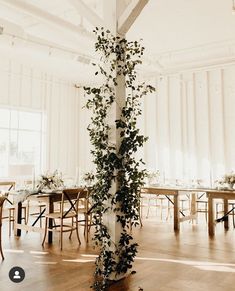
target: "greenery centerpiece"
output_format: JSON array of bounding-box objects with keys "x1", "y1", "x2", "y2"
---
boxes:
[
  {"x1": 84, "y1": 27, "x2": 155, "y2": 290},
  {"x1": 146, "y1": 170, "x2": 160, "y2": 185},
  {"x1": 216, "y1": 172, "x2": 235, "y2": 190},
  {"x1": 37, "y1": 170, "x2": 64, "y2": 191},
  {"x1": 82, "y1": 171, "x2": 95, "y2": 186}
]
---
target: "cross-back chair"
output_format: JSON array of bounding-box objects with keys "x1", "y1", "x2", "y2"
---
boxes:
[
  {"x1": 0, "y1": 181, "x2": 28, "y2": 236},
  {"x1": 23, "y1": 180, "x2": 46, "y2": 228},
  {"x1": 0, "y1": 196, "x2": 6, "y2": 260},
  {"x1": 75, "y1": 188, "x2": 94, "y2": 242},
  {"x1": 42, "y1": 188, "x2": 85, "y2": 250}
]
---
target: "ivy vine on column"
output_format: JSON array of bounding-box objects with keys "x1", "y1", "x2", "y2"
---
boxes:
[{"x1": 84, "y1": 27, "x2": 155, "y2": 290}]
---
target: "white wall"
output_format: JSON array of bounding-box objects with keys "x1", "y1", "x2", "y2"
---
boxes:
[{"x1": 0, "y1": 57, "x2": 81, "y2": 178}]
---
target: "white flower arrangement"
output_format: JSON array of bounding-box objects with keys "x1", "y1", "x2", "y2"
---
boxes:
[
  {"x1": 37, "y1": 170, "x2": 64, "y2": 190},
  {"x1": 216, "y1": 171, "x2": 235, "y2": 190},
  {"x1": 146, "y1": 170, "x2": 160, "y2": 185},
  {"x1": 146, "y1": 170, "x2": 160, "y2": 179}
]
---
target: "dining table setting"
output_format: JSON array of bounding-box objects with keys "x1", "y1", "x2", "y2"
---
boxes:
[
  {"x1": 16, "y1": 190, "x2": 90, "y2": 241},
  {"x1": 2, "y1": 169, "x2": 235, "y2": 245},
  {"x1": 141, "y1": 174, "x2": 235, "y2": 236},
  {"x1": 0, "y1": 170, "x2": 91, "y2": 244}
]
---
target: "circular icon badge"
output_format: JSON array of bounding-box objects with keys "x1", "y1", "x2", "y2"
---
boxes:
[{"x1": 9, "y1": 266, "x2": 25, "y2": 283}]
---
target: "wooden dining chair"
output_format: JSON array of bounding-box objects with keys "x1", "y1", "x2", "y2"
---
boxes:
[
  {"x1": 143, "y1": 194, "x2": 172, "y2": 220},
  {"x1": 0, "y1": 181, "x2": 28, "y2": 236},
  {"x1": 196, "y1": 193, "x2": 208, "y2": 222},
  {"x1": 42, "y1": 188, "x2": 84, "y2": 250},
  {"x1": 76, "y1": 189, "x2": 94, "y2": 243},
  {"x1": 23, "y1": 180, "x2": 46, "y2": 228},
  {"x1": 215, "y1": 201, "x2": 235, "y2": 228},
  {"x1": 0, "y1": 196, "x2": 6, "y2": 260}
]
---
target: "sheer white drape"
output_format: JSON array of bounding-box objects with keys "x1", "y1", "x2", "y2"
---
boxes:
[
  {"x1": 79, "y1": 66, "x2": 235, "y2": 184},
  {"x1": 0, "y1": 57, "x2": 80, "y2": 177},
  {"x1": 142, "y1": 67, "x2": 235, "y2": 184}
]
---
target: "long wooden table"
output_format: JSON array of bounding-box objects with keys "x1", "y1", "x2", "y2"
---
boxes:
[
  {"x1": 13, "y1": 186, "x2": 235, "y2": 240},
  {"x1": 14, "y1": 188, "x2": 87, "y2": 243},
  {"x1": 142, "y1": 186, "x2": 235, "y2": 236},
  {"x1": 141, "y1": 186, "x2": 198, "y2": 231}
]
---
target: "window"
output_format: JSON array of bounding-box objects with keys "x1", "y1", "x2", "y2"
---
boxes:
[{"x1": 0, "y1": 108, "x2": 45, "y2": 178}]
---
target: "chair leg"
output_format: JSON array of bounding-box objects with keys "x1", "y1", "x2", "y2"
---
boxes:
[
  {"x1": 39, "y1": 206, "x2": 42, "y2": 228},
  {"x1": 166, "y1": 200, "x2": 171, "y2": 221},
  {"x1": 0, "y1": 247, "x2": 4, "y2": 260},
  {"x1": 22, "y1": 207, "x2": 29, "y2": 234},
  {"x1": 23, "y1": 208, "x2": 27, "y2": 225},
  {"x1": 83, "y1": 216, "x2": 86, "y2": 236},
  {"x1": 85, "y1": 214, "x2": 88, "y2": 243},
  {"x1": 26, "y1": 201, "x2": 30, "y2": 225},
  {"x1": 8, "y1": 209, "x2": 14, "y2": 237},
  {"x1": 39, "y1": 205, "x2": 46, "y2": 228},
  {"x1": 155, "y1": 197, "x2": 158, "y2": 216},
  {"x1": 88, "y1": 214, "x2": 93, "y2": 232},
  {"x1": 0, "y1": 225, "x2": 4, "y2": 260},
  {"x1": 42, "y1": 217, "x2": 48, "y2": 247},
  {"x1": 146, "y1": 197, "x2": 151, "y2": 218},
  {"x1": 69, "y1": 217, "x2": 73, "y2": 239},
  {"x1": 232, "y1": 205, "x2": 235, "y2": 228},
  {"x1": 216, "y1": 203, "x2": 222, "y2": 219},
  {"x1": 139, "y1": 200, "x2": 143, "y2": 227},
  {"x1": 60, "y1": 219, "x2": 63, "y2": 250},
  {"x1": 8, "y1": 209, "x2": 11, "y2": 237},
  {"x1": 75, "y1": 218, "x2": 81, "y2": 245}
]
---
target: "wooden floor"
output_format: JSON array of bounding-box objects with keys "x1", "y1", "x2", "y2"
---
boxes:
[{"x1": 1, "y1": 210, "x2": 235, "y2": 291}]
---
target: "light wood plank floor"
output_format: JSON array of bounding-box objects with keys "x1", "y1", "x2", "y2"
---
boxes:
[{"x1": 1, "y1": 212, "x2": 235, "y2": 291}]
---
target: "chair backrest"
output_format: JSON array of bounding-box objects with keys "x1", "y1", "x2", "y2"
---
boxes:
[
  {"x1": 0, "y1": 182, "x2": 16, "y2": 207},
  {"x1": 61, "y1": 188, "x2": 87, "y2": 219},
  {"x1": 0, "y1": 181, "x2": 15, "y2": 192},
  {"x1": 0, "y1": 197, "x2": 6, "y2": 223},
  {"x1": 0, "y1": 196, "x2": 6, "y2": 260}
]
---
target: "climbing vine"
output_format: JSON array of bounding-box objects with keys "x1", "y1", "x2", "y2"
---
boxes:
[{"x1": 84, "y1": 27, "x2": 155, "y2": 290}]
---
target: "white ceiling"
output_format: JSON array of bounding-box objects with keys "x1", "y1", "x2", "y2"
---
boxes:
[
  {"x1": 0, "y1": 0, "x2": 234, "y2": 83},
  {"x1": 128, "y1": 0, "x2": 235, "y2": 55}
]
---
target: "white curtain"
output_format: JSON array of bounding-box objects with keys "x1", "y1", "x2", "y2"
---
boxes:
[
  {"x1": 142, "y1": 66, "x2": 235, "y2": 184},
  {"x1": 0, "y1": 57, "x2": 81, "y2": 177}
]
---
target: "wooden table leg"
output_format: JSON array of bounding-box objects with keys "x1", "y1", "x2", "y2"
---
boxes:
[
  {"x1": 190, "y1": 193, "x2": 196, "y2": 223},
  {"x1": 224, "y1": 198, "x2": 229, "y2": 230},
  {"x1": 208, "y1": 195, "x2": 214, "y2": 236},
  {"x1": 174, "y1": 193, "x2": 179, "y2": 231},
  {"x1": 14, "y1": 202, "x2": 22, "y2": 237},
  {"x1": 48, "y1": 200, "x2": 53, "y2": 244}
]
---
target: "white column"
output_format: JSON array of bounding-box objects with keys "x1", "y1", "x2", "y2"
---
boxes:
[{"x1": 103, "y1": 0, "x2": 125, "y2": 280}]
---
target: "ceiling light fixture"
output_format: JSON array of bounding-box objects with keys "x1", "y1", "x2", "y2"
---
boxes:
[
  {"x1": 76, "y1": 55, "x2": 90, "y2": 65},
  {"x1": 11, "y1": 36, "x2": 15, "y2": 46},
  {"x1": 48, "y1": 47, "x2": 52, "y2": 56},
  {"x1": 232, "y1": 0, "x2": 235, "y2": 14},
  {"x1": 1, "y1": 30, "x2": 96, "y2": 65}
]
